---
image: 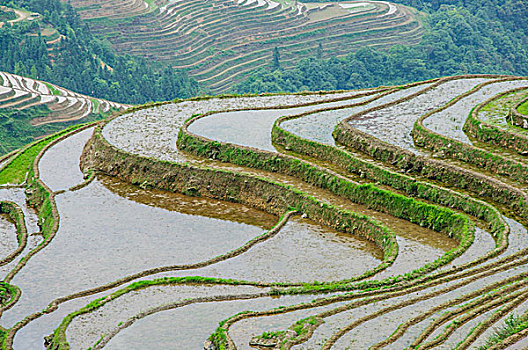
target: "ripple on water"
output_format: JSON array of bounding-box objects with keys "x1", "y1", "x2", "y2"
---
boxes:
[
  {"x1": 346, "y1": 78, "x2": 488, "y2": 152},
  {"x1": 187, "y1": 95, "x2": 375, "y2": 152},
  {"x1": 1, "y1": 176, "x2": 277, "y2": 329},
  {"x1": 179, "y1": 216, "x2": 383, "y2": 283},
  {"x1": 67, "y1": 284, "x2": 269, "y2": 350},
  {"x1": 39, "y1": 128, "x2": 94, "y2": 192},
  {"x1": 0, "y1": 213, "x2": 18, "y2": 260},
  {"x1": 282, "y1": 83, "x2": 434, "y2": 145},
  {"x1": 423, "y1": 79, "x2": 528, "y2": 144},
  {"x1": 103, "y1": 294, "x2": 318, "y2": 350},
  {"x1": 104, "y1": 91, "x2": 370, "y2": 161}
]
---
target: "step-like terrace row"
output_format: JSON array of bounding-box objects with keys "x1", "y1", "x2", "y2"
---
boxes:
[
  {"x1": 66, "y1": 0, "x2": 422, "y2": 92},
  {"x1": 34, "y1": 76, "x2": 524, "y2": 349},
  {"x1": 3, "y1": 76, "x2": 527, "y2": 349},
  {"x1": 0, "y1": 71, "x2": 129, "y2": 125}
]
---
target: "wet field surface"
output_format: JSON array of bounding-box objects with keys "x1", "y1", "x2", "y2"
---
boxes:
[{"x1": 3, "y1": 78, "x2": 528, "y2": 349}]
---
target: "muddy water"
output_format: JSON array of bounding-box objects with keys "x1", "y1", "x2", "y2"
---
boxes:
[
  {"x1": 106, "y1": 176, "x2": 386, "y2": 283},
  {"x1": 0, "y1": 213, "x2": 18, "y2": 259},
  {"x1": 12, "y1": 269, "x2": 266, "y2": 349},
  {"x1": 178, "y1": 216, "x2": 382, "y2": 283},
  {"x1": 423, "y1": 79, "x2": 528, "y2": 144},
  {"x1": 293, "y1": 260, "x2": 528, "y2": 349},
  {"x1": 335, "y1": 270, "x2": 524, "y2": 349},
  {"x1": 103, "y1": 83, "x2": 461, "y2": 277},
  {"x1": 67, "y1": 284, "x2": 269, "y2": 349},
  {"x1": 102, "y1": 175, "x2": 276, "y2": 227},
  {"x1": 104, "y1": 91, "x2": 372, "y2": 161},
  {"x1": 103, "y1": 294, "x2": 318, "y2": 350},
  {"x1": 197, "y1": 155, "x2": 459, "y2": 278},
  {"x1": 291, "y1": 295, "x2": 407, "y2": 349},
  {"x1": 13, "y1": 293, "x2": 108, "y2": 350},
  {"x1": 0, "y1": 188, "x2": 39, "y2": 234},
  {"x1": 32, "y1": 86, "x2": 528, "y2": 349},
  {"x1": 180, "y1": 112, "x2": 460, "y2": 280},
  {"x1": 187, "y1": 95, "x2": 375, "y2": 152},
  {"x1": 230, "y1": 298, "x2": 352, "y2": 350},
  {"x1": 345, "y1": 78, "x2": 489, "y2": 152},
  {"x1": 438, "y1": 226, "x2": 495, "y2": 272},
  {"x1": 0, "y1": 176, "x2": 279, "y2": 328},
  {"x1": 329, "y1": 267, "x2": 528, "y2": 349},
  {"x1": 470, "y1": 297, "x2": 528, "y2": 349},
  {"x1": 39, "y1": 128, "x2": 94, "y2": 191},
  {"x1": 0, "y1": 188, "x2": 41, "y2": 279},
  {"x1": 279, "y1": 84, "x2": 434, "y2": 146},
  {"x1": 114, "y1": 126, "x2": 459, "y2": 280}
]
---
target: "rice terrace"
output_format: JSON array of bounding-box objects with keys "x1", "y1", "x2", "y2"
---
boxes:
[
  {"x1": 65, "y1": 0, "x2": 423, "y2": 92},
  {"x1": 0, "y1": 73, "x2": 528, "y2": 349},
  {"x1": 2, "y1": 0, "x2": 528, "y2": 349}
]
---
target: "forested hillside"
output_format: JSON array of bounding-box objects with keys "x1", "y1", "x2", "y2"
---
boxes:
[
  {"x1": 0, "y1": 0, "x2": 199, "y2": 104},
  {"x1": 64, "y1": 0, "x2": 423, "y2": 93},
  {"x1": 2, "y1": 0, "x2": 526, "y2": 98},
  {"x1": 234, "y1": 0, "x2": 528, "y2": 93}
]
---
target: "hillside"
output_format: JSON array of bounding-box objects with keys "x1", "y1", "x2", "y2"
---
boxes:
[
  {"x1": 65, "y1": 0, "x2": 423, "y2": 93},
  {"x1": 0, "y1": 71, "x2": 128, "y2": 155},
  {"x1": 234, "y1": 0, "x2": 528, "y2": 93},
  {"x1": 0, "y1": 71, "x2": 128, "y2": 125},
  {"x1": 0, "y1": 0, "x2": 199, "y2": 104},
  {"x1": 0, "y1": 75, "x2": 528, "y2": 348}
]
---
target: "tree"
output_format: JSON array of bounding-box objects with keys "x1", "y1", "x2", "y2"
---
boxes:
[
  {"x1": 316, "y1": 42, "x2": 323, "y2": 59},
  {"x1": 272, "y1": 46, "x2": 280, "y2": 70}
]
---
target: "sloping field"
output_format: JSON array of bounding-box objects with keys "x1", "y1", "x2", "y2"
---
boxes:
[
  {"x1": 3, "y1": 75, "x2": 528, "y2": 349},
  {"x1": 64, "y1": 0, "x2": 423, "y2": 93},
  {"x1": 0, "y1": 71, "x2": 129, "y2": 126}
]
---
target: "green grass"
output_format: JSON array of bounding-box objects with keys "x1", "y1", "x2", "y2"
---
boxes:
[
  {"x1": 43, "y1": 82, "x2": 61, "y2": 96},
  {"x1": 478, "y1": 313, "x2": 528, "y2": 349},
  {"x1": 0, "y1": 141, "x2": 49, "y2": 185},
  {"x1": 517, "y1": 100, "x2": 528, "y2": 115},
  {"x1": 91, "y1": 98, "x2": 100, "y2": 114},
  {"x1": 0, "y1": 124, "x2": 86, "y2": 185}
]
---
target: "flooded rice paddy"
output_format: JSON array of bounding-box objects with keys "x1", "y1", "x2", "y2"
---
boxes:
[
  {"x1": 3, "y1": 76, "x2": 528, "y2": 349},
  {"x1": 423, "y1": 79, "x2": 528, "y2": 144}
]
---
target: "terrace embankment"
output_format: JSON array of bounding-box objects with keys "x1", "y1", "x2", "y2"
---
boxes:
[
  {"x1": 6, "y1": 78, "x2": 528, "y2": 349},
  {"x1": 64, "y1": 0, "x2": 422, "y2": 92},
  {"x1": 0, "y1": 71, "x2": 128, "y2": 126}
]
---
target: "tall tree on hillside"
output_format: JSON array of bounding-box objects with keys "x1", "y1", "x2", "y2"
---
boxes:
[
  {"x1": 272, "y1": 46, "x2": 280, "y2": 70},
  {"x1": 317, "y1": 42, "x2": 323, "y2": 59}
]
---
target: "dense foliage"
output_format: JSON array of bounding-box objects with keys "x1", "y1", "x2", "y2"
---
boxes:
[
  {"x1": 0, "y1": 106, "x2": 101, "y2": 155},
  {"x1": 234, "y1": 2, "x2": 528, "y2": 93},
  {"x1": 0, "y1": 0, "x2": 199, "y2": 104}
]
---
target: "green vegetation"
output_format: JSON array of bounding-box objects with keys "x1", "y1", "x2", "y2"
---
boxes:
[
  {"x1": 48, "y1": 276, "x2": 259, "y2": 350},
  {"x1": 43, "y1": 83, "x2": 60, "y2": 96},
  {"x1": 517, "y1": 100, "x2": 528, "y2": 116},
  {"x1": 0, "y1": 284, "x2": 12, "y2": 305},
  {"x1": 0, "y1": 105, "x2": 103, "y2": 156},
  {"x1": 0, "y1": 8, "x2": 16, "y2": 22},
  {"x1": 0, "y1": 0, "x2": 199, "y2": 104},
  {"x1": 478, "y1": 313, "x2": 528, "y2": 349},
  {"x1": 464, "y1": 88, "x2": 528, "y2": 155},
  {"x1": 234, "y1": 3, "x2": 528, "y2": 93},
  {"x1": 0, "y1": 122, "x2": 84, "y2": 184},
  {"x1": 64, "y1": 0, "x2": 420, "y2": 93},
  {"x1": 14, "y1": 80, "x2": 528, "y2": 350}
]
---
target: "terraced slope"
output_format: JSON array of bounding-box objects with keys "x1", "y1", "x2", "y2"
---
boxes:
[
  {"x1": 0, "y1": 71, "x2": 129, "y2": 126},
  {"x1": 64, "y1": 0, "x2": 423, "y2": 93},
  {"x1": 2, "y1": 75, "x2": 528, "y2": 349}
]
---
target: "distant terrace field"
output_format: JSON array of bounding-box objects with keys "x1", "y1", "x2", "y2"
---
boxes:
[
  {"x1": 0, "y1": 71, "x2": 129, "y2": 126},
  {"x1": 64, "y1": 0, "x2": 423, "y2": 93}
]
